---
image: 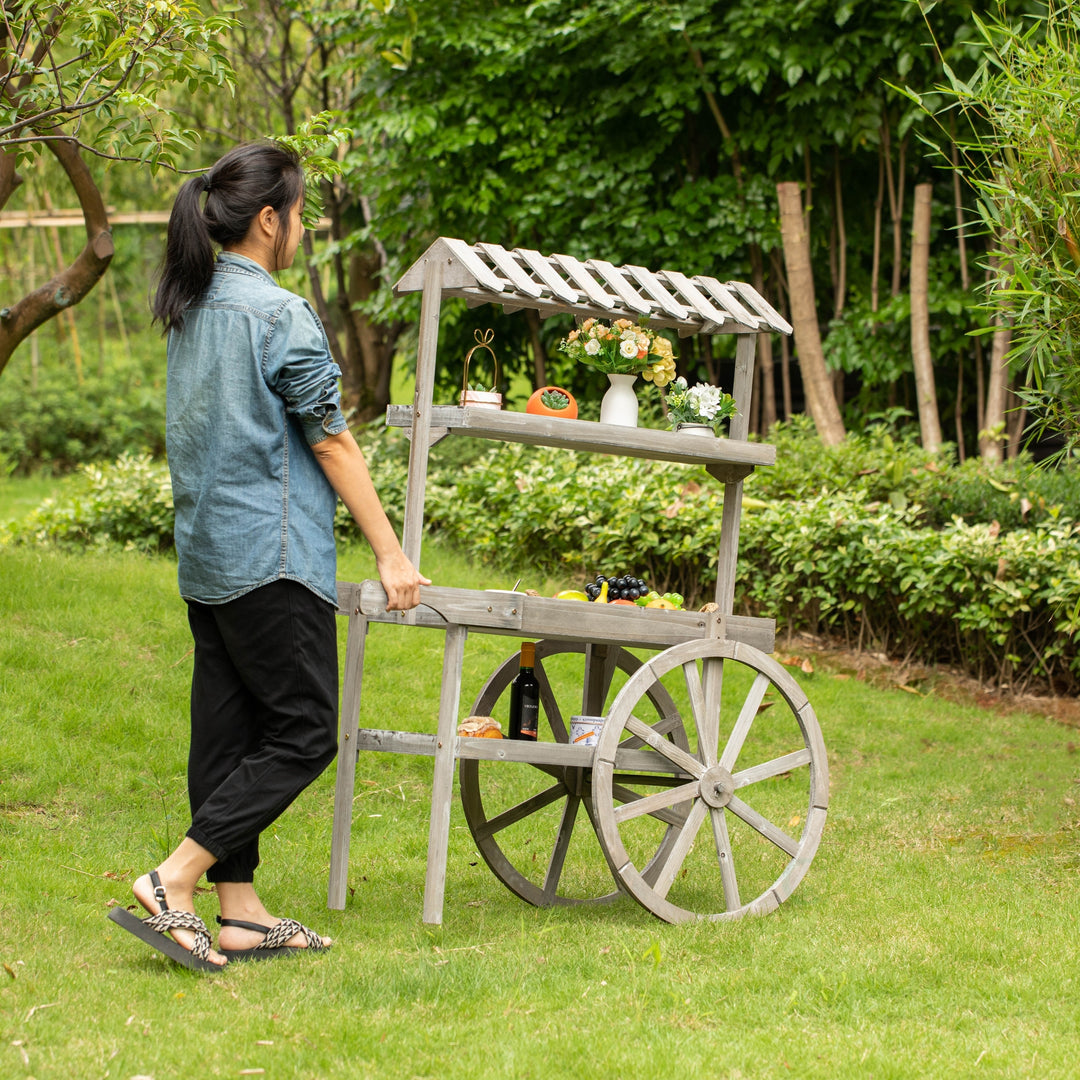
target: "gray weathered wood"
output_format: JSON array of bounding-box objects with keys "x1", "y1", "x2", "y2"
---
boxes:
[
  {"x1": 328, "y1": 610, "x2": 368, "y2": 910},
  {"x1": 333, "y1": 236, "x2": 826, "y2": 927},
  {"x1": 694, "y1": 275, "x2": 764, "y2": 329},
  {"x1": 385, "y1": 404, "x2": 775, "y2": 470},
  {"x1": 401, "y1": 255, "x2": 444, "y2": 572},
  {"x1": 623, "y1": 264, "x2": 691, "y2": 321},
  {"x1": 591, "y1": 638, "x2": 828, "y2": 923},
  {"x1": 354, "y1": 580, "x2": 776, "y2": 654},
  {"x1": 551, "y1": 251, "x2": 618, "y2": 308},
  {"x1": 422, "y1": 624, "x2": 467, "y2": 925},
  {"x1": 515, "y1": 246, "x2": 581, "y2": 303},
  {"x1": 585, "y1": 258, "x2": 652, "y2": 314},
  {"x1": 393, "y1": 239, "x2": 783, "y2": 343},
  {"x1": 477, "y1": 242, "x2": 544, "y2": 298},
  {"x1": 726, "y1": 279, "x2": 793, "y2": 335}
]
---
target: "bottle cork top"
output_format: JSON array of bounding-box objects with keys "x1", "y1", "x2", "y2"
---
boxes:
[{"x1": 520, "y1": 641, "x2": 536, "y2": 666}]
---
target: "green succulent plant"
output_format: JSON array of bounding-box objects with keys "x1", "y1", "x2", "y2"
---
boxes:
[{"x1": 540, "y1": 389, "x2": 570, "y2": 410}]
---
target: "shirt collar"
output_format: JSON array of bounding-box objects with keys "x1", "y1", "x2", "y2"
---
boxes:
[{"x1": 216, "y1": 250, "x2": 275, "y2": 282}]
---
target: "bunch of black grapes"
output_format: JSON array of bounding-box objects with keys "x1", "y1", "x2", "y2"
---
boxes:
[{"x1": 585, "y1": 573, "x2": 651, "y2": 602}]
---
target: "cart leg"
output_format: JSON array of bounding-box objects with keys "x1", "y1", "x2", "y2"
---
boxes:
[
  {"x1": 423, "y1": 624, "x2": 468, "y2": 925},
  {"x1": 329, "y1": 610, "x2": 369, "y2": 910}
]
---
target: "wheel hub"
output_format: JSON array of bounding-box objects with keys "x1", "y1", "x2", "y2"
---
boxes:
[{"x1": 698, "y1": 764, "x2": 735, "y2": 808}]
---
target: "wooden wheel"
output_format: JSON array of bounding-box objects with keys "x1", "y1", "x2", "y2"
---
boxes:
[
  {"x1": 459, "y1": 640, "x2": 690, "y2": 906},
  {"x1": 591, "y1": 639, "x2": 828, "y2": 923}
]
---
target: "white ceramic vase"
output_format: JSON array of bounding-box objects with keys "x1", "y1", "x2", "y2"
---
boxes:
[
  {"x1": 675, "y1": 422, "x2": 715, "y2": 437},
  {"x1": 600, "y1": 373, "x2": 639, "y2": 427}
]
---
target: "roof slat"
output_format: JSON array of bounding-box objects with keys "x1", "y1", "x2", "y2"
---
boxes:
[
  {"x1": 657, "y1": 270, "x2": 728, "y2": 329},
  {"x1": 441, "y1": 237, "x2": 506, "y2": 293},
  {"x1": 624, "y1": 264, "x2": 690, "y2": 320},
  {"x1": 516, "y1": 248, "x2": 581, "y2": 304},
  {"x1": 585, "y1": 259, "x2": 652, "y2": 315},
  {"x1": 725, "y1": 279, "x2": 793, "y2": 335},
  {"x1": 694, "y1": 275, "x2": 763, "y2": 328},
  {"x1": 477, "y1": 242, "x2": 544, "y2": 299},
  {"x1": 393, "y1": 237, "x2": 792, "y2": 338},
  {"x1": 551, "y1": 253, "x2": 618, "y2": 309}
]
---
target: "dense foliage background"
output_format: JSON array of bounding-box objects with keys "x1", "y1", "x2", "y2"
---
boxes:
[{"x1": 2, "y1": 1, "x2": 1078, "y2": 697}]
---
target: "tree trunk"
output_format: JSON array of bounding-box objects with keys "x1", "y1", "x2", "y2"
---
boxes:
[
  {"x1": 776, "y1": 181, "x2": 845, "y2": 445},
  {"x1": 883, "y1": 121, "x2": 908, "y2": 298},
  {"x1": 0, "y1": 137, "x2": 113, "y2": 378},
  {"x1": 750, "y1": 244, "x2": 776, "y2": 432},
  {"x1": 832, "y1": 151, "x2": 847, "y2": 321},
  {"x1": 871, "y1": 145, "x2": 883, "y2": 323},
  {"x1": 770, "y1": 246, "x2": 793, "y2": 422},
  {"x1": 910, "y1": 183, "x2": 942, "y2": 453},
  {"x1": 344, "y1": 248, "x2": 404, "y2": 421},
  {"x1": 981, "y1": 310, "x2": 1011, "y2": 463}
]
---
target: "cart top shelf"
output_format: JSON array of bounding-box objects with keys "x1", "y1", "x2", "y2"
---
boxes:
[{"x1": 394, "y1": 237, "x2": 792, "y2": 338}]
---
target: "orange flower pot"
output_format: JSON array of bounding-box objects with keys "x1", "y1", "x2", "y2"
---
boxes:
[{"x1": 526, "y1": 386, "x2": 578, "y2": 419}]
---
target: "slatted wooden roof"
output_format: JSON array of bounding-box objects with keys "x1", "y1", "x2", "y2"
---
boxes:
[{"x1": 394, "y1": 237, "x2": 792, "y2": 337}]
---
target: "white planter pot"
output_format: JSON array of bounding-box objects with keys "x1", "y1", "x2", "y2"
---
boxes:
[
  {"x1": 600, "y1": 373, "x2": 639, "y2": 427},
  {"x1": 674, "y1": 422, "x2": 716, "y2": 437}
]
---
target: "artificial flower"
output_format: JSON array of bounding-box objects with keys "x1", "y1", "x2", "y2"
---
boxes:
[
  {"x1": 558, "y1": 318, "x2": 679, "y2": 377},
  {"x1": 664, "y1": 376, "x2": 737, "y2": 433}
]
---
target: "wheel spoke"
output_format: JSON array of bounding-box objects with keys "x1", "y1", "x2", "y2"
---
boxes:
[
  {"x1": 625, "y1": 715, "x2": 706, "y2": 779},
  {"x1": 474, "y1": 782, "x2": 566, "y2": 841},
  {"x1": 619, "y1": 710, "x2": 683, "y2": 750},
  {"x1": 541, "y1": 794, "x2": 581, "y2": 902},
  {"x1": 612, "y1": 782, "x2": 689, "y2": 827},
  {"x1": 650, "y1": 798, "x2": 709, "y2": 899},
  {"x1": 534, "y1": 659, "x2": 568, "y2": 743},
  {"x1": 611, "y1": 772, "x2": 690, "y2": 788},
  {"x1": 733, "y1": 748, "x2": 812, "y2": 789},
  {"x1": 718, "y1": 671, "x2": 770, "y2": 772},
  {"x1": 613, "y1": 780, "x2": 700, "y2": 825},
  {"x1": 726, "y1": 793, "x2": 800, "y2": 857},
  {"x1": 709, "y1": 807, "x2": 741, "y2": 911},
  {"x1": 699, "y1": 656, "x2": 724, "y2": 766}
]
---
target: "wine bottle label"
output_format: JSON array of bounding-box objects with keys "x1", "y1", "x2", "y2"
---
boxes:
[{"x1": 520, "y1": 699, "x2": 539, "y2": 737}]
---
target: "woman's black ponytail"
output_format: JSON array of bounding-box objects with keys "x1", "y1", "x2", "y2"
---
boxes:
[{"x1": 152, "y1": 143, "x2": 304, "y2": 333}]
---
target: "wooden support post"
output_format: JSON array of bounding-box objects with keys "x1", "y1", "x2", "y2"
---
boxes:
[
  {"x1": 423, "y1": 624, "x2": 468, "y2": 925},
  {"x1": 582, "y1": 643, "x2": 613, "y2": 714},
  {"x1": 402, "y1": 256, "x2": 445, "y2": 571},
  {"x1": 328, "y1": 608, "x2": 369, "y2": 910},
  {"x1": 714, "y1": 333, "x2": 754, "y2": 615}
]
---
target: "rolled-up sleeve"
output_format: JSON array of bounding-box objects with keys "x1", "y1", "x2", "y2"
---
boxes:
[{"x1": 265, "y1": 298, "x2": 349, "y2": 445}]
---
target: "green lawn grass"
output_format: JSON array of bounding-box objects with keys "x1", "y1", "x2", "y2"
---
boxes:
[{"x1": 1, "y1": 542, "x2": 1079, "y2": 1079}]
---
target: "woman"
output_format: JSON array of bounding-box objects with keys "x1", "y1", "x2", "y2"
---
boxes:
[{"x1": 108, "y1": 143, "x2": 427, "y2": 970}]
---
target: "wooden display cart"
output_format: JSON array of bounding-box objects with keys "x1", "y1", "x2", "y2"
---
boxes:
[{"x1": 328, "y1": 238, "x2": 829, "y2": 925}]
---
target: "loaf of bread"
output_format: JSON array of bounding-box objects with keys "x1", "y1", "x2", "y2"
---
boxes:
[{"x1": 457, "y1": 715, "x2": 503, "y2": 738}]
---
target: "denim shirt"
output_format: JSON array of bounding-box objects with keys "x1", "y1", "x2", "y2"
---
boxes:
[{"x1": 166, "y1": 251, "x2": 348, "y2": 606}]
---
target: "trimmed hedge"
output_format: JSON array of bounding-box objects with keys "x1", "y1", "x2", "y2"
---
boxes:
[{"x1": 6, "y1": 428, "x2": 1079, "y2": 691}]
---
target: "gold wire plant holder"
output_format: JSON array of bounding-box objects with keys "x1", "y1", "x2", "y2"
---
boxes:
[{"x1": 459, "y1": 328, "x2": 502, "y2": 409}]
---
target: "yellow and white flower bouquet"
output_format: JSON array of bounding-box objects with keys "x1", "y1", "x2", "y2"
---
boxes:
[{"x1": 558, "y1": 318, "x2": 677, "y2": 385}]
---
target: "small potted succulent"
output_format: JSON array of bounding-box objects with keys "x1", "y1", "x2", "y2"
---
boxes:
[
  {"x1": 526, "y1": 386, "x2": 578, "y2": 419},
  {"x1": 664, "y1": 377, "x2": 737, "y2": 436}
]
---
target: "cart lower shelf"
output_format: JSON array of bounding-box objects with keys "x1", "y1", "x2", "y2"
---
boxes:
[{"x1": 329, "y1": 597, "x2": 828, "y2": 925}]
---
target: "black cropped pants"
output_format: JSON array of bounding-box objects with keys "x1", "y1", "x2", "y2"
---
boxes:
[{"x1": 184, "y1": 579, "x2": 339, "y2": 884}]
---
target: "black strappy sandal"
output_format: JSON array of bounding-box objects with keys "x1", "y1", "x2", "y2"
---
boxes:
[
  {"x1": 216, "y1": 915, "x2": 329, "y2": 961},
  {"x1": 107, "y1": 870, "x2": 224, "y2": 972}
]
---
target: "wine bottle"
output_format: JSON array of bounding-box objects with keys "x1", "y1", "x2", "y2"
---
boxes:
[{"x1": 508, "y1": 641, "x2": 540, "y2": 741}]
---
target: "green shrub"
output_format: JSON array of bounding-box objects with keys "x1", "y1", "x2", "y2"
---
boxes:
[
  {"x1": 8, "y1": 427, "x2": 1079, "y2": 690},
  {"x1": 0, "y1": 348, "x2": 167, "y2": 475},
  {"x1": 7, "y1": 453, "x2": 174, "y2": 551}
]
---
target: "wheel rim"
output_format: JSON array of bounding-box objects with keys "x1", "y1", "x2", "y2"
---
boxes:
[
  {"x1": 459, "y1": 640, "x2": 689, "y2": 907},
  {"x1": 592, "y1": 639, "x2": 828, "y2": 923}
]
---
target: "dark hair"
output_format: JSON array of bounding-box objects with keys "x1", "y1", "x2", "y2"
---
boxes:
[{"x1": 152, "y1": 142, "x2": 304, "y2": 332}]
